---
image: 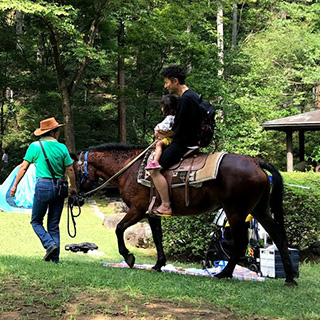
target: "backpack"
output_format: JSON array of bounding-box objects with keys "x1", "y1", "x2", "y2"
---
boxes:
[{"x1": 197, "y1": 94, "x2": 216, "y2": 148}]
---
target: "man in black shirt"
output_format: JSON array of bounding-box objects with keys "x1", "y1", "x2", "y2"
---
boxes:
[{"x1": 149, "y1": 66, "x2": 202, "y2": 217}]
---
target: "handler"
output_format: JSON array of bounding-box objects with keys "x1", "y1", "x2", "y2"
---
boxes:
[
  {"x1": 10, "y1": 117, "x2": 77, "y2": 263},
  {"x1": 149, "y1": 65, "x2": 202, "y2": 217}
]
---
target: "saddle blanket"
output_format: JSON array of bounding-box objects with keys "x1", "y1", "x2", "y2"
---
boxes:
[
  {"x1": 102, "y1": 260, "x2": 266, "y2": 282},
  {"x1": 137, "y1": 151, "x2": 227, "y2": 188}
]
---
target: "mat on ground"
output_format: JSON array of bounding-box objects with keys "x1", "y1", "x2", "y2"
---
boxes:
[{"x1": 102, "y1": 260, "x2": 266, "y2": 282}]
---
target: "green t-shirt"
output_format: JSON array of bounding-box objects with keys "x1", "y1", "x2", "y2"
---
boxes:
[{"x1": 24, "y1": 137, "x2": 73, "y2": 179}]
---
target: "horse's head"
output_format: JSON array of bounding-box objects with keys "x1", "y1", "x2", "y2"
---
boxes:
[{"x1": 71, "y1": 151, "x2": 100, "y2": 195}]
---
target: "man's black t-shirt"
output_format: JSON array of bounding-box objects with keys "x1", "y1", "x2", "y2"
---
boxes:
[{"x1": 172, "y1": 89, "x2": 202, "y2": 147}]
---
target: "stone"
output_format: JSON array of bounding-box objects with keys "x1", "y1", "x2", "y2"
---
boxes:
[
  {"x1": 125, "y1": 223, "x2": 152, "y2": 249},
  {"x1": 103, "y1": 214, "x2": 152, "y2": 248}
]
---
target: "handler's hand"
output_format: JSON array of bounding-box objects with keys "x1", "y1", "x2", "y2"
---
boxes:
[{"x1": 10, "y1": 186, "x2": 17, "y2": 197}]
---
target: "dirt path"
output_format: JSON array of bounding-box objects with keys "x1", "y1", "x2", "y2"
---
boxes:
[{"x1": 0, "y1": 278, "x2": 263, "y2": 320}]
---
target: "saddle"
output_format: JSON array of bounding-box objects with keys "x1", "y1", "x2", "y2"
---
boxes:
[{"x1": 137, "y1": 148, "x2": 227, "y2": 209}]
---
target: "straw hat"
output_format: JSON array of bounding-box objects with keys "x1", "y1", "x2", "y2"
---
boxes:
[{"x1": 34, "y1": 117, "x2": 65, "y2": 136}]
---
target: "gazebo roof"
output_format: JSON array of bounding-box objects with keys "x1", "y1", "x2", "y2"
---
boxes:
[{"x1": 261, "y1": 109, "x2": 320, "y2": 131}]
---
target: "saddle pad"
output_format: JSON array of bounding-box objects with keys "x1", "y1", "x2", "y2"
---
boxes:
[
  {"x1": 137, "y1": 151, "x2": 228, "y2": 188},
  {"x1": 195, "y1": 152, "x2": 227, "y2": 181}
]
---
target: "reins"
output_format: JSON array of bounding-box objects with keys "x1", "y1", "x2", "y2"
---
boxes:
[
  {"x1": 67, "y1": 194, "x2": 84, "y2": 238},
  {"x1": 80, "y1": 141, "x2": 157, "y2": 198}
]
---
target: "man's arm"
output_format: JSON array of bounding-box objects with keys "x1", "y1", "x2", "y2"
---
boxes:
[
  {"x1": 65, "y1": 164, "x2": 77, "y2": 195},
  {"x1": 10, "y1": 160, "x2": 30, "y2": 197}
]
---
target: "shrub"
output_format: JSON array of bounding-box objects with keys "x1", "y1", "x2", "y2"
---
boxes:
[
  {"x1": 162, "y1": 172, "x2": 320, "y2": 261},
  {"x1": 282, "y1": 172, "x2": 320, "y2": 251},
  {"x1": 162, "y1": 212, "x2": 217, "y2": 262}
]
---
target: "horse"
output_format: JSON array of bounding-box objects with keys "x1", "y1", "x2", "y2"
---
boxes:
[{"x1": 73, "y1": 143, "x2": 298, "y2": 286}]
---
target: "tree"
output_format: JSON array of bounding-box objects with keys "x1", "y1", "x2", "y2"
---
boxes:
[{"x1": 1, "y1": 0, "x2": 110, "y2": 153}]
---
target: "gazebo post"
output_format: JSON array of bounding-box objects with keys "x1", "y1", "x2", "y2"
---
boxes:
[
  {"x1": 299, "y1": 130, "x2": 305, "y2": 162},
  {"x1": 286, "y1": 130, "x2": 293, "y2": 172}
]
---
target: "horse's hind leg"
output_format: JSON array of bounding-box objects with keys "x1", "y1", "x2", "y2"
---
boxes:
[
  {"x1": 253, "y1": 201, "x2": 297, "y2": 286},
  {"x1": 115, "y1": 207, "x2": 145, "y2": 268},
  {"x1": 147, "y1": 215, "x2": 166, "y2": 271},
  {"x1": 214, "y1": 207, "x2": 249, "y2": 279}
]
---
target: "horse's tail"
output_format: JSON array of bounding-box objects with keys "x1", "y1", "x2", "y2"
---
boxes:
[{"x1": 259, "y1": 159, "x2": 286, "y2": 234}]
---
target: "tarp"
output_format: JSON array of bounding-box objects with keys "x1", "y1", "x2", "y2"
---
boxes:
[
  {"x1": 0, "y1": 164, "x2": 36, "y2": 214},
  {"x1": 102, "y1": 260, "x2": 266, "y2": 282}
]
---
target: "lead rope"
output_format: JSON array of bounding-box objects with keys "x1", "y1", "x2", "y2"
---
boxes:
[{"x1": 67, "y1": 195, "x2": 84, "y2": 238}]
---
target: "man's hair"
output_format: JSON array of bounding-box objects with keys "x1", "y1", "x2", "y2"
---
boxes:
[
  {"x1": 160, "y1": 94, "x2": 178, "y2": 116},
  {"x1": 161, "y1": 65, "x2": 186, "y2": 84},
  {"x1": 43, "y1": 128, "x2": 59, "y2": 137}
]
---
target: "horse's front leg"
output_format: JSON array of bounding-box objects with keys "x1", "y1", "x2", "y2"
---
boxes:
[
  {"x1": 214, "y1": 208, "x2": 249, "y2": 279},
  {"x1": 115, "y1": 207, "x2": 145, "y2": 268},
  {"x1": 147, "y1": 215, "x2": 166, "y2": 271}
]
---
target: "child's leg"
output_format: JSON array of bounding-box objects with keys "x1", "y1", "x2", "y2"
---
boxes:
[{"x1": 153, "y1": 140, "x2": 165, "y2": 163}]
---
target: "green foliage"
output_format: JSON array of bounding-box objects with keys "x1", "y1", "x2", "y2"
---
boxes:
[
  {"x1": 282, "y1": 172, "x2": 320, "y2": 250},
  {"x1": 1, "y1": 0, "x2": 320, "y2": 168},
  {"x1": 162, "y1": 212, "x2": 217, "y2": 261}
]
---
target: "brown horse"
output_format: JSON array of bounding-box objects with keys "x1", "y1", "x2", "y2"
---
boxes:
[{"x1": 73, "y1": 143, "x2": 298, "y2": 286}]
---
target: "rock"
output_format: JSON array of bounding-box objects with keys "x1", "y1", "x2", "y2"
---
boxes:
[
  {"x1": 106, "y1": 201, "x2": 128, "y2": 213},
  {"x1": 102, "y1": 200, "x2": 151, "y2": 248},
  {"x1": 125, "y1": 223, "x2": 152, "y2": 248},
  {"x1": 103, "y1": 214, "x2": 152, "y2": 248},
  {"x1": 102, "y1": 213, "x2": 126, "y2": 229}
]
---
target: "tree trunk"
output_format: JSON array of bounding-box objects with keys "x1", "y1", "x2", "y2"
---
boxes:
[
  {"x1": 118, "y1": 20, "x2": 126, "y2": 143},
  {"x1": 217, "y1": 2, "x2": 224, "y2": 76},
  {"x1": 48, "y1": 26, "x2": 76, "y2": 153},
  {"x1": 61, "y1": 83, "x2": 76, "y2": 153},
  {"x1": 316, "y1": 85, "x2": 320, "y2": 108},
  {"x1": 45, "y1": 0, "x2": 108, "y2": 152},
  {"x1": 232, "y1": 2, "x2": 238, "y2": 49}
]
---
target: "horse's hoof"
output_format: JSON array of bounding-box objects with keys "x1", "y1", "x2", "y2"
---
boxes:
[
  {"x1": 152, "y1": 265, "x2": 163, "y2": 272},
  {"x1": 284, "y1": 279, "x2": 298, "y2": 287},
  {"x1": 125, "y1": 253, "x2": 135, "y2": 268},
  {"x1": 213, "y1": 271, "x2": 232, "y2": 280}
]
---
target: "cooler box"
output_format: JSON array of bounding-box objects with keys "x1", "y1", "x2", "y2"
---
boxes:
[{"x1": 259, "y1": 245, "x2": 299, "y2": 278}]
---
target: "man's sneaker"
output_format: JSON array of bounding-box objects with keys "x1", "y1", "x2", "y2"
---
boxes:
[
  {"x1": 43, "y1": 245, "x2": 58, "y2": 261},
  {"x1": 145, "y1": 162, "x2": 161, "y2": 170}
]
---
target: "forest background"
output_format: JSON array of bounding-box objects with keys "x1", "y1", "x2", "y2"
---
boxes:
[{"x1": 1, "y1": 0, "x2": 320, "y2": 177}]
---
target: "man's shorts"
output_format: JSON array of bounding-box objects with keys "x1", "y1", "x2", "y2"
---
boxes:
[{"x1": 159, "y1": 142, "x2": 188, "y2": 169}]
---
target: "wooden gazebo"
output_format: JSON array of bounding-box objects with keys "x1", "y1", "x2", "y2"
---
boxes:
[{"x1": 261, "y1": 109, "x2": 320, "y2": 172}]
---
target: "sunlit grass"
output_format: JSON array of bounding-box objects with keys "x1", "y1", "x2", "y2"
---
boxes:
[{"x1": 0, "y1": 199, "x2": 319, "y2": 319}]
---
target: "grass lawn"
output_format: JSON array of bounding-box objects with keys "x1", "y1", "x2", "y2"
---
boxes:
[{"x1": 0, "y1": 199, "x2": 319, "y2": 320}]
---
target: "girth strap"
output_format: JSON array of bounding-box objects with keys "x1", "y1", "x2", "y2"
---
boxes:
[{"x1": 185, "y1": 155, "x2": 197, "y2": 206}]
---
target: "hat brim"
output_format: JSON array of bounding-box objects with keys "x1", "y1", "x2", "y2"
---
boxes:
[{"x1": 34, "y1": 124, "x2": 65, "y2": 136}]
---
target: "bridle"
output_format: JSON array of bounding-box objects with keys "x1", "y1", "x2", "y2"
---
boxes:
[{"x1": 77, "y1": 151, "x2": 99, "y2": 191}]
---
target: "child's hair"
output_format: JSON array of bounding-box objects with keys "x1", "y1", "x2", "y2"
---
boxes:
[{"x1": 160, "y1": 94, "x2": 178, "y2": 116}]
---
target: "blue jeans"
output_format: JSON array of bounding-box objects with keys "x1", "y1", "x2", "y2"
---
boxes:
[{"x1": 31, "y1": 178, "x2": 64, "y2": 262}]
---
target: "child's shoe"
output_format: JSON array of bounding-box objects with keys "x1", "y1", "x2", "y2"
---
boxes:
[{"x1": 145, "y1": 162, "x2": 161, "y2": 170}]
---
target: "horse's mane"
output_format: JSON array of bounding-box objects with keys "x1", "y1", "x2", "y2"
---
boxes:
[{"x1": 87, "y1": 143, "x2": 144, "y2": 152}]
